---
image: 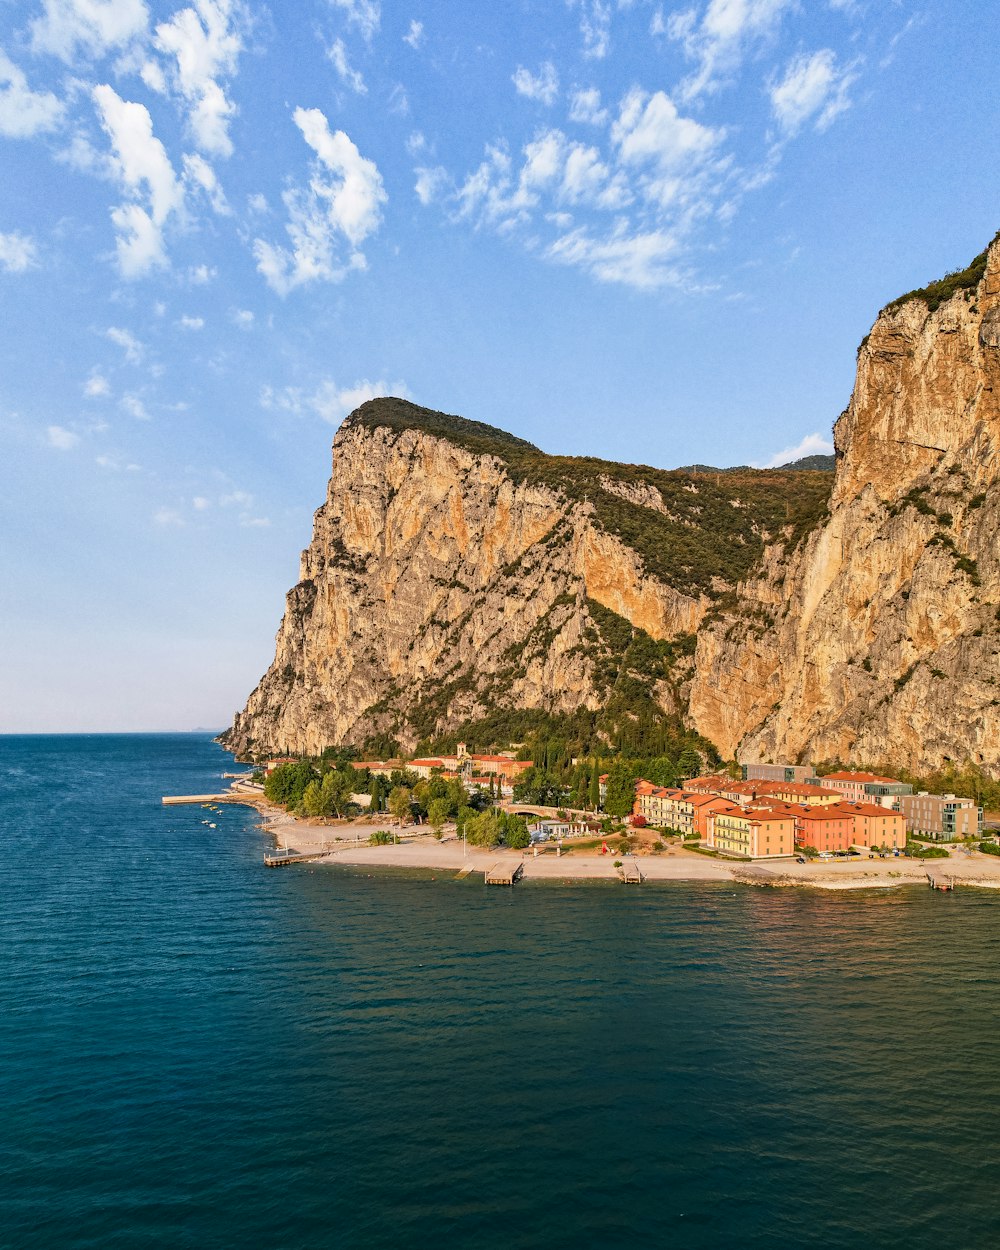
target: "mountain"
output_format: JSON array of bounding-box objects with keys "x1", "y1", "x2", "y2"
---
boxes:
[
  {"x1": 224, "y1": 230, "x2": 1000, "y2": 777},
  {"x1": 675, "y1": 455, "x2": 836, "y2": 473}
]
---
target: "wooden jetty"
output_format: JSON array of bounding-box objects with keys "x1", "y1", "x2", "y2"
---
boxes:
[
  {"x1": 485, "y1": 860, "x2": 524, "y2": 886},
  {"x1": 618, "y1": 859, "x2": 643, "y2": 884},
  {"x1": 926, "y1": 871, "x2": 956, "y2": 891},
  {"x1": 264, "y1": 848, "x2": 335, "y2": 868},
  {"x1": 162, "y1": 793, "x2": 251, "y2": 806}
]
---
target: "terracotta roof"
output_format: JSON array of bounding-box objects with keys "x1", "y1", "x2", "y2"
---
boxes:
[{"x1": 822, "y1": 771, "x2": 901, "y2": 784}]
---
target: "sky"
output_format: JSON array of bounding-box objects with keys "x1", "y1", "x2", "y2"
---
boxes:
[{"x1": 1, "y1": 0, "x2": 997, "y2": 732}]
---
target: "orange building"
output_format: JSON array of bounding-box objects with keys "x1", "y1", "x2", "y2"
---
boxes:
[{"x1": 705, "y1": 804, "x2": 795, "y2": 859}]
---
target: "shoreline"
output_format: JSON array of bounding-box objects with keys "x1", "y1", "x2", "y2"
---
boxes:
[{"x1": 229, "y1": 794, "x2": 1000, "y2": 892}]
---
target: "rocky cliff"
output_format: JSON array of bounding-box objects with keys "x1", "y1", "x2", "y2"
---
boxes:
[
  {"x1": 689, "y1": 231, "x2": 1000, "y2": 774},
  {"x1": 225, "y1": 231, "x2": 1000, "y2": 776}
]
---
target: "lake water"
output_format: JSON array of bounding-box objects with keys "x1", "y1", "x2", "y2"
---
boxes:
[{"x1": 1, "y1": 734, "x2": 997, "y2": 1248}]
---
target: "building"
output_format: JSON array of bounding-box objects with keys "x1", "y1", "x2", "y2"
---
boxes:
[
  {"x1": 632, "y1": 783, "x2": 732, "y2": 838},
  {"x1": 264, "y1": 756, "x2": 297, "y2": 774},
  {"x1": 842, "y1": 802, "x2": 907, "y2": 850},
  {"x1": 896, "y1": 793, "x2": 983, "y2": 840},
  {"x1": 819, "y1": 771, "x2": 913, "y2": 804},
  {"x1": 705, "y1": 805, "x2": 795, "y2": 859},
  {"x1": 599, "y1": 773, "x2": 608, "y2": 808},
  {"x1": 753, "y1": 781, "x2": 839, "y2": 806},
  {"x1": 742, "y1": 762, "x2": 817, "y2": 785},
  {"x1": 408, "y1": 758, "x2": 450, "y2": 779}
]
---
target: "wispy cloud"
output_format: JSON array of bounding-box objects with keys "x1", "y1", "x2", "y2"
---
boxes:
[
  {"x1": 31, "y1": 0, "x2": 149, "y2": 63},
  {"x1": 512, "y1": 62, "x2": 559, "y2": 106},
  {"x1": 0, "y1": 230, "x2": 39, "y2": 272},
  {"x1": 0, "y1": 50, "x2": 66, "y2": 138},
  {"x1": 756, "y1": 431, "x2": 834, "y2": 468},
  {"x1": 92, "y1": 84, "x2": 184, "y2": 276},
  {"x1": 567, "y1": 0, "x2": 612, "y2": 60},
  {"x1": 327, "y1": 38, "x2": 367, "y2": 94},
  {"x1": 253, "y1": 106, "x2": 386, "y2": 295},
  {"x1": 330, "y1": 0, "x2": 380, "y2": 42},
  {"x1": 403, "y1": 19, "x2": 423, "y2": 49},
  {"x1": 770, "y1": 49, "x2": 856, "y2": 135},
  {"x1": 144, "y1": 0, "x2": 245, "y2": 158},
  {"x1": 668, "y1": 0, "x2": 796, "y2": 100},
  {"x1": 47, "y1": 424, "x2": 80, "y2": 449},
  {"x1": 84, "y1": 371, "x2": 111, "y2": 397},
  {"x1": 105, "y1": 325, "x2": 144, "y2": 362},
  {"x1": 261, "y1": 376, "x2": 406, "y2": 424}
]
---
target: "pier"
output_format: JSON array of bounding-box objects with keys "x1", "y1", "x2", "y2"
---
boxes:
[
  {"x1": 618, "y1": 859, "x2": 643, "y2": 884},
  {"x1": 485, "y1": 860, "x2": 524, "y2": 886},
  {"x1": 926, "y1": 870, "x2": 956, "y2": 891},
  {"x1": 162, "y1": 793, "x2": 258, "y2": 806},
  {"x1": 264, "y1": 848, "x2": 336, "y2": 867}
]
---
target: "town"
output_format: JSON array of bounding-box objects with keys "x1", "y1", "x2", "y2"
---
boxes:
[{"x1": 258, "y1": 744, "x2": 987, "y2": 862}]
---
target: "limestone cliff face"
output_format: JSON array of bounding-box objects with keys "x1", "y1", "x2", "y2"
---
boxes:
[
  {"x1": 225, "y1": 413, "x2": 709, "y2": 757},
  {"x1": 226, "y1": 233, "x2": 1000, "y2": 776},
  {"x1": 688, "y1": 233, "x2": 1000, "y2": 774}
]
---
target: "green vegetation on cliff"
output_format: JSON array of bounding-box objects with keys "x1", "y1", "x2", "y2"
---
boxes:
[
  {"x1": 344, "y1": 398, "x2": 834, "y2": 598},
  {"x1": 884, "y1": 230, "x2": 997, "y2": 314}
]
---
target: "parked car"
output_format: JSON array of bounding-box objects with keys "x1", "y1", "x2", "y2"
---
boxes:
[{"x1": 795, "y1": 856, "x2": 807, "y2": 864}]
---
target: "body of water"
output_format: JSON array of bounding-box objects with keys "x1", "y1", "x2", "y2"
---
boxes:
[{"x1": 1, "y1": 734, "x2": 997, "y2": 1248}]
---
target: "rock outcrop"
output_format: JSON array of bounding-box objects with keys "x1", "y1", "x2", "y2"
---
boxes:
[{"x1": 225, "y1": 232, "x2": 1000, "y2": 777}]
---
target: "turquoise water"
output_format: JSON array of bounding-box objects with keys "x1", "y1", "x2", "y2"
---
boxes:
[{"x1": 1, "y1": 734, "x2": 998, "y2": 1248}]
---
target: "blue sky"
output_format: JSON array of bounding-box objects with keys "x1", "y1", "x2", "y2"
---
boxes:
[{"x1": 1, "y1": 0, "x2": 996, "y2": 732}]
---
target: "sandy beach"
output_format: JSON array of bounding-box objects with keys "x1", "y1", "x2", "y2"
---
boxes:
[{"x1": 231, "y1": 794, "x2": 1000, "y2": 891}]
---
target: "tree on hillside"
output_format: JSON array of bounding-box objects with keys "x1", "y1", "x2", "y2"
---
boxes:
[
  {"x1": 604, "y1": 761, "x2": 639, "y2": 817},
  {"x1": 588, "y1": 761, "x2": 601, "y2": 811},
  {"x1": 427, "y1": 798, "x2": 450, "y2": 834},
  {"x1": 388, "y1": 785, "x2": 413, "y2": 825},
  {"x1": 264, "y1": 760, "x2": 318, "y2": 809},
  {"x1": 301, "y1": 779, "x2": 327, "y2": 818},
  {"x1": 321, "y1": 768, "x2": 355, "y2": 817},
  {"x1": 678, "y1": 748, "x2": 703, "y2": 780}
]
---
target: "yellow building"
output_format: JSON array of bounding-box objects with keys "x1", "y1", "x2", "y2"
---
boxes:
[{"x1": 706, "y1": 804, "x2": 795, "y2": 859}]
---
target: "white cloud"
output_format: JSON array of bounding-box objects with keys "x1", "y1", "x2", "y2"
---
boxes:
[
  {"x1": 261, "y1": 376, "x2": 404, "y2": 424},
  {"x1": 567, "y1": 0, "x2": 612, "y2": 60},
  {"x1": 31, "y1": 0, "x2": 149, "y2": 62},
  {"x1": 182, "y1": 153, "x2": 229, "y2": 214},
  {"x1": 406, "y1": 130, "x2": 426, "y2": 156},
  {"x1": 327, "y1": 38, "x2": 366, "y2": 94},
  {"x1": 192, "y1": 495, "x2": 211, "y2": 509},
  {"x1": 232, "y1": 307, "x2": 254, "y2": 327},
  {"x1": 247, "y1": 191, "x2": 268, "y2": 214},
  {"x1": 756, "y1": 431, "x2": 834, "y2": 468},
  {"x1": 92, "y1": 84, "x2": 184, "y2": 276},
  {"x1": 548, "y1": 224, "x2": 682, "y2": 288},
  {"x1": 403, "y1": 19, "x2": 423, "y2": 49},
  {"x1": 770, "y1": 49, "x2": 856, "y2": 135},
  {"x1": 414, "y1": 165, "x2": 448, "y2": 205},
  {"x1": 47, "y1": 424, "x2": 80, "y2": 449},
  {"x1": 84, "y1": 371, "x2": 111, "y2": 397},
  {"x1": 121, "y1": 392, "x2": 151, "y2": 420},
  {"x1": 153, "y1": 506, "x2": 184, "y2": 525},
  {"x1": 0, "y1": 231, "x2": 38, "y2": 272},
  {"x1": 513, "y1": 62, "x2": 559, "y2": 106},
  {"x1": 669, "y1": 0, "x2": 796, "y2": 99},
  {"x1": 0, "y1": 50, "x2": 66, "y2": 138},
  {"x1": 387, "y1": 83, "x2": 409, "y2": 115},
  {"x1": 253, "y1": 106, "x2": 386, "y2": 295},
  {"x1": 178, "y1": 314, "x2": 204, "y2": 329},
  {"x1": 613, "y1": 88, "x2": 722, "y2": 171},
  {"x1": 220, "y1": 487, "x2": 253, "y2": 507},
  {"x1": 240, "y1": 514, "x2": 270, "y2": 527},
  {"x1": 148, "y1": 0, "x2": 244, "y2": 158},
  {"x1": 187, "y1": 262, "x2": 217, "y2": 283},
  {"x1": 105, "y1": 325, "x2": 144, "y2": 361},
  {"x1": 568, "y1": 87, "x2": 607, "y2": 125},
  {"x1": 330, "y1": 0, "x2": 380, "y2": 41}
]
